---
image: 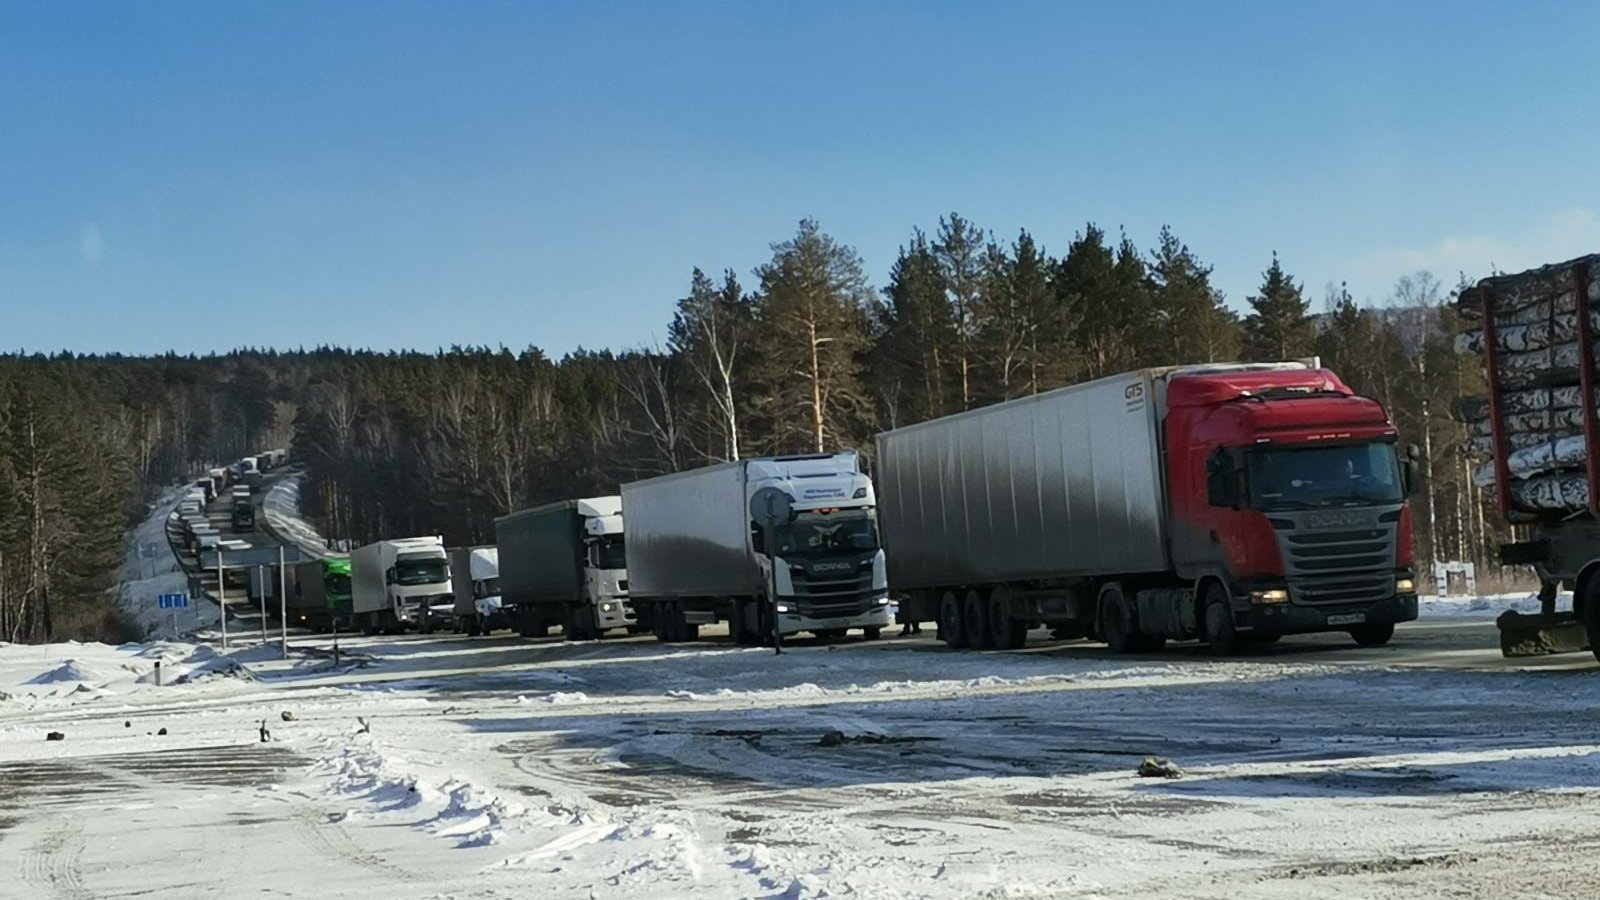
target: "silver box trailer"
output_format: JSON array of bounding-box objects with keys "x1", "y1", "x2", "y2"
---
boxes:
[
  {"x1": 625, "y1": 464, "x2": 759, "y2": 600},
  {"x1": 876, "y1": 371, "x2": 1169, "y2": 591}
]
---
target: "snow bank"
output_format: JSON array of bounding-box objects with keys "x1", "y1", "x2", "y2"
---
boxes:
[
  {"x1": 315, "y1": 735, "x2": 583, "y2": 851},
  {"x1": 263, "y1": 472, "x2": 334, "y2": 560}
]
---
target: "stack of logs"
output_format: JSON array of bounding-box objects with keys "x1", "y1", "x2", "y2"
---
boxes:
[{"x1": 1457, "y1": 255, "x2": 1600, "y2": 515}]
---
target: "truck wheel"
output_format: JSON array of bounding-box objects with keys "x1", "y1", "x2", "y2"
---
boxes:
[
  {"x1": 1202, "y1": 585, "x2": 1241, "y2": 655},
  {"x1": 1582, "y1": 577, "x2": 1600, "y2": 665},
  {"x1": 963, "y1": 590, "x2": 993, "y2": 649},
  {"x1": 464, "y1": 615, "x2": 481, "y2": 637},
  {"x1": 939, "y1": 591, "x2": 968, "y2": 649},
  {"x1": 361, "y1": 613, "x2": 379, "y2": 637},
  {"x1": 861, "y1": 626, "x2": 882, "y2": 641},
  {"x1": 1350, "y1": 623, "x2": 1395, "y2": 647},
  {"x1": 419, "y1": 613, "x2": 434, "y2": 635},
  {"x1": 1099, "y1": 585, "x2": 1136, "y2": 654},
  {"x1": 987, "y1": 589, "x2": 1028, "y2": 650}
]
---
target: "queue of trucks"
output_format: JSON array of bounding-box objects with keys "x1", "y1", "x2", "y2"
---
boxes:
[{"x1": 318, "y1": 356, "x2": 1424, "y2": 655}]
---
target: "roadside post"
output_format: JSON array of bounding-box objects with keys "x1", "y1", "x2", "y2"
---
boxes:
[
  {"x1": 216, "y1": 551, "x2": 229, "y2": 651},
  {"x1": 258, "y1": 564, "x2": 270, "y2": 645},
  {"x1": 278, "y1": 545, "x2": 288, "y2": 660},
  {"x1": 748, "y1": 487, "x2": 793, "y2": 657}
]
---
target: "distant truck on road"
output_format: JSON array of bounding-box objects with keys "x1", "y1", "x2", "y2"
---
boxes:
[
  {"x1": 351, "y1": 537, "x2": 453, "y2": 635},
  {"x1": 623, "y1": 454, "x2": 891, "y2": 644},
  {"x1": 287, "y1": 557, "x2": 353, "y2": 631},
  {"x1": 496, "y1": 498, "x2": 633, "y2": 640},
  {"x1": 450, "y1": 545, "x2": 507, "y2": 636},
  {"x1": 877, "y1": 361, "x2": 1422, "y2": 654}
]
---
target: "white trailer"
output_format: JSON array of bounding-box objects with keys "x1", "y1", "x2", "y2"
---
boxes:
[
  {"x1": 351, "y1": 537, "x2": 453, "y2": 635},
  {"x1": 623, "y1": 453, "x2": 891, "y2": 643},
  {"x1": 450, "y1": 546, "x2": 507, "y2": 636}
]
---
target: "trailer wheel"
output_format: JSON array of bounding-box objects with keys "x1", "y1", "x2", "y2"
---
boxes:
[
  {"x1": 939, "y1": 591, "x2": 968, "y2": 649},
  {"x1": 1349, "y1": 623, "x2": 1394, "y2": 647},
  {"x1": 1099, "y1": 584, "x2": 1136, "y2": 654},
  {"x1": 361, "y1": 613, "x2": 379, "y2": 637},
  {"x1": 1202, "y1": 584, "x2": 1241, "y2": 655},
  {"x1": 963, "y1": 590, "x2": 993, "y2": 649},
  {"x1": 987, "y1": 588, "x2": 1028, "y2": 650}
]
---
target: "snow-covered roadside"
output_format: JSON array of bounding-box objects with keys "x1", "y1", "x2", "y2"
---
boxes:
[
  {"x1": 116, "y1": 484, "x2": 219, "y2": 638},
  {"x1": 3, "y1": 617, "x2": 1600, "y2": 898},
  {"x1": 1422, "y1": 590, "x2": 1569, "y2": 618},
  {"x1": 263, "y1": 470, "x2": 334, "y2": 560}
]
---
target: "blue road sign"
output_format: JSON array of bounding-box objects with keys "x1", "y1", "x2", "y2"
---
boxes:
[{"x1": 158, "y1": 593, "x2": 189, "y2": 610}]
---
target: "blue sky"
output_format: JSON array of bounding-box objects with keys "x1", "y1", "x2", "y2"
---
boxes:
[{"x1": 3, "y1": 1, "x2": 1598, "y2": 355}]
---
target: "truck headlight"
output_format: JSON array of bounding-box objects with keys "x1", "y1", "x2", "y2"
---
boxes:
[
  {"x1": 601, "y1": 602, "x2": 614, "y2": 612},
  {"x1": 1250, "y1": 589, "x2": 1288, "y2": 605},
  {"x1": 776, "y1": 603, "x2": 793, "y2": 614},
  {"x1": 1396, "y1": 578, "x2": 1415, "y2": 593},
  {"x1": 877, "y1": 597, "x2": 890, "y2": 605}
]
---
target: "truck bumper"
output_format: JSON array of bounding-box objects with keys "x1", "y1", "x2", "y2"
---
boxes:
[
  {"x1": 780, "y1": 602, "x2": 892, "y2": 636},
  {"x1": 1243, "y1": 592, "x2": 1419, "y2": 635},
  {"x1": 595, "y1": 598, "x2": 636, "y2": 630}
]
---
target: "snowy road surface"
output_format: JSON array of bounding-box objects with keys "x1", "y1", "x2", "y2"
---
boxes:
[{"x1": 2, "y1": 611, "x2": 1597, "y2": 900}]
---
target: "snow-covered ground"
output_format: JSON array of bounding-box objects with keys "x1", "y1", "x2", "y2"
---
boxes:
[
  {"x1": 1, "y1": 625, "x2": 1597, "y2": 900},
  {"x1": 263, "y1": 470, "x2": 336, "y2": 560}
]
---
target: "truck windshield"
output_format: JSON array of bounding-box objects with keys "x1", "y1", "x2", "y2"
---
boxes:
[
  {"x1": 1246, "y1": 443, "x2": 1403, "y2": 510},
  {"x1": 776, "y1": 509, "x2": 879, "y2": 556},
  {"x1": 594, "y1": 536, "x2": 626, "y2": 570},
  {"x1": 325, "y1": 573, "x2": 352, "y2": 596},
  {"x1": 473, "y1": 576, "x2": 501, "y2": 599},
  {"x1": 394, "y1": 560, "x2": 448, "y2": 586}
]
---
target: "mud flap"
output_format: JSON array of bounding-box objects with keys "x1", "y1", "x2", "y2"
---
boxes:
[{"x1": 1496, "y1": 610, "x2": 1591, "y2": 657}]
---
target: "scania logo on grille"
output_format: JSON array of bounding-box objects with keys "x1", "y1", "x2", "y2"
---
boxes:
[
  {"x1": 811, "y1": 562, "x2": 853, "y2": 572},
  {"x1": 1303, "y1": 510, "x2": 1370, "y2": 529}
]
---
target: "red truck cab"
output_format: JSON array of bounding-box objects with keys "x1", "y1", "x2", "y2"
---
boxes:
[{"x1": 1160, "y1": 367, "x2": 1421, "y2": 649}]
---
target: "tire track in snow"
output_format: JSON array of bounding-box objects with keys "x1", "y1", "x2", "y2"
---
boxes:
[
  {"x1": 291, "y1": 807, "x2": 417, "y2": 881},
  {"x1": 19, "y1": 817, "x2": 90, "y2": 900}
]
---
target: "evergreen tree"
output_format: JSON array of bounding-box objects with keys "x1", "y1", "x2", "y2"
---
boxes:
[
  {"x1": 932, "y1": 212, "x2": 986, "y2": 409},
  {"x1": 1244, "y1": 253, "x2": 1315, "y2": 361},
  {"x1": 973, "y1": 230, "x2": 1055, "y2": 400},
  {"x1": 669, "y1": 268, "x2": 751, "y2": 462},
  {"x1": 1314, "y1": 282, "x2": 1374, "y2": 389},
  {"x1": 1147, "y1": 226, "x2": 1240, "y2": 364},
  {"x1": 749, "y1": 219, "x2": 875, "y2": 453},
  {"x1": 875, "y1": 230, "x2": 957, "y2": 427},
  {"x1": 1057, "y1": 224, "x2": 1120, "y2": 379}
]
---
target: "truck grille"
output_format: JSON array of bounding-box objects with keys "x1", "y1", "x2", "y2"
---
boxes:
[
  {"x1": 788, "y1": 561, "x2": 878, "y2": 618},
  {"x1": 1272, "y1": 515, "x2": 1399, "y2": 606}
]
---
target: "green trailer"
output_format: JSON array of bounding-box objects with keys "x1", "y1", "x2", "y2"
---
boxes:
[{"x1": 287, "y1": 557, "x2": 354, "y2": 631}]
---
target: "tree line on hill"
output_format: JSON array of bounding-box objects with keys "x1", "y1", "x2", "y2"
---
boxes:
[{"x1": 0, "y1": 215, "x2": 1508, "y2": 642}]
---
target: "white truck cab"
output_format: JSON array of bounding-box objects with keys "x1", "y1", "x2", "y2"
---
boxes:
[
  {"x1": 579, "y1": 497, "x2": 631, "y2": 630},
  {"x1": 749, "y1": 453, "x2": 892, "y2": 637},
  {"x1": 353, "y1": 536, "x2": 453, "y2": 634}
]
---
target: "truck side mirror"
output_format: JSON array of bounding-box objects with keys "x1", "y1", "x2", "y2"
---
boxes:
[
  {"x1": 1206, "y1": 450, "x2": 1241, "y2": 509},
  {"x1": 1402, "y1": 444, "x2": 1423, "y2": 497}
]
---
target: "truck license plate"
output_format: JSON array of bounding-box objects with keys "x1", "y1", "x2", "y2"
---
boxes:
[{"x1": 1326, "y1": 613, "x2": 1367, "y2": 626}]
